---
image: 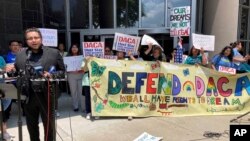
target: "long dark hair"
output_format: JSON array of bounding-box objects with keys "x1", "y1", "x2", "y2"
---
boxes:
[
  {"x1": 219, "y1": 46, "x2": 234, "y2": 62},
  {"x1": 188, "y1": 46, "x2": 200, "y2": 57},
  {"x1": 68, "y1": 43, "x2": 81, "y2": 56},
  {"x1": 231, "y1": 41, "x2": 241, "y2": 48}
]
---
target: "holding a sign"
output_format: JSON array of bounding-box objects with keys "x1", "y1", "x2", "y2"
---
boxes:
[
  {"x1": 141, "y1": 34, "x2": 163, "y2": 51},
  {"x1": 83, "y1": 42, "x2": 105, "y2": 58},
  {"x1": 63, "y1": 56, "x2": 83, "y2": 72},
  {"x1": 113, "y1": 33, "x2": 141, "y2": 53},
  {"x1": 170, "y1": 6, "x2": 191, "y2": 37},
  {"x1": 192, "y1": 33, "x2": 215, "y2": 51},
  {"x1": 39, "y1": 28, "x2": 58, "y2": 47}
]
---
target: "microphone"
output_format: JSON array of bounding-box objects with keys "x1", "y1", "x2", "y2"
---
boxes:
[
  {"x1": 27, "y1": 50, "x2": 32, "y2": 60},
  {"x1": 49, "y1": 66, "x2": 56, "y2": 74}
]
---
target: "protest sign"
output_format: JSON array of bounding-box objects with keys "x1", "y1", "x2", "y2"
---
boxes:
[
  {"x1": 83, "y1": 42, "x2": 104, "y2": 58},
  {"x1": 39, "y1": 28, "x2": 58, "y2": 47},
  {"x1": 192, "y1": 33, "x2": 215, "y2": 51},
  {"x1": 88, "y1": 58, "x2": 250, "y2": 117},
  {"x1": 63, "y1": 56, "x2": 83, "y2": 72},
  {"x1": 170, "y1": 6, "x2": 191, "y2": 37},
  {"x1": 113, "y1": 33, "x2": 141, "y2": 53},
  {"x1": 133, "y1": 132, "x2": 163, "y2": 141},
  {"x1": 141, "y1": 35, "x2": 163, "y2": 51},
  {"x1": 219, "y1": 66, "x2": 236, "y2": 75}
]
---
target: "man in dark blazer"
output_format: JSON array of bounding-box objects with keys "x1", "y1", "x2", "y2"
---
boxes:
[{"x1": 6, "y1": 27, "x2": 65, "y2": 141}]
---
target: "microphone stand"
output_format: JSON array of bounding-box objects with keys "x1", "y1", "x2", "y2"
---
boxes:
[{"x1": 16, "y1": 71, "x2": 24, "y2": 141}]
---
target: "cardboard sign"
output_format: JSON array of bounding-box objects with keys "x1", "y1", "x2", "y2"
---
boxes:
[
  {"x1": 83, "y1": 42, "x2": 104, "y2": 58},
  {"x1": 192, "y1": 33, "x2": 215, "y2": 51},
  {"x1": 113, "y1": 33, "x2": 141, "y2": 53},
  {"x1": 39, "y1": 28, "x2": 58, "y2": 47},
  {"x1": 141, "y1": 35, "x2": 163, "y2": 51},
  {"x1": 170, "y1": 6, "x2": 191, "y2": 37},
  {"x1": 63, "y1": 56, "x2": 83, "y2": 72},
  {"x1": 218, "y1": 66, "x2": 236, "y2": 74}
]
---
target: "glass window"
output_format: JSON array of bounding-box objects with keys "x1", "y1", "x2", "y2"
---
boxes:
[
  {"x1": 240, "y1": 0, "x2": 250, "y2": 6},
  {"x1": 141, "y1": 0, "x2": 165, "y2": 28},
  {"x1": 117, "y1": 0, "x2": 139, "y2": 28},
  {"x1": 70, "y1": 0, "x2": 89, "y2": 29},
  {"x1": 93, "y1": 0, "x2": 114, "y2": 29},
  {"x1": 240, "y1": 7, "x2": 249, "y2": 39},
  {"x1": 44, "y1": 0, "x2": 65, "y2": 29}
]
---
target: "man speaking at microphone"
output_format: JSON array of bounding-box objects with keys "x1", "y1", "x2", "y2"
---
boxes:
[{"x1": 6, "y1": 27, "x2": 65, "y2": 141}]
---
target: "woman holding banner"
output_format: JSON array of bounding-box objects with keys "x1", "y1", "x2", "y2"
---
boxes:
[
  {"x1": 67, "y1": 44, "x2": 84, "y2": 112},
  {"x1": 184, "y1": 46, "x2": 207, "y2": 66},
  {"x1": 211, "y1": 46, "x2": 236, "y2": 71},
  {"x1": 232, "y1": 41, "x2": 250, "y2": 73}
]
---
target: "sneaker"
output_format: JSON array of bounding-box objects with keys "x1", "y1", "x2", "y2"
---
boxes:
[
  {"x1": 3, "y1": 132, "x2": 12, "y2": 140},
  {"x1": 86, "y1": 113, "x2": 91, "y2": 120},
  {"x1": 56, "y1": 111, "x2": 60, "y2": 117},
  {"x1": 128, "y1": 116, "x2": 133, "y2": 120},
  {"x1": 73, "y1": 108, "x2": 79, "y2": 112}
]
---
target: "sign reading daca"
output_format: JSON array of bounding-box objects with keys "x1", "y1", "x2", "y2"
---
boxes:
[{"x1": 87, "y1": 58, "x2": 250, "y2": 117}]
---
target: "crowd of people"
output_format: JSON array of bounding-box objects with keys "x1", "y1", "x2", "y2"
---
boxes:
[{"x1": 1, "y1": 27, "x2": 250, "y2": 140}]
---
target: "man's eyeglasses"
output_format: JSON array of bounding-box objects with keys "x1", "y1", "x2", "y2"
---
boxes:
[{"x1": 26, "y1": 37, "x2": 41, "y2": 41}]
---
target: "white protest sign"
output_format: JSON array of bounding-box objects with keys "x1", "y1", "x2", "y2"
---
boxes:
[
  {"x1": 39, "y1": 28, "x2": 58, "y2": 47},
  {"x1": 218, "y1": 66, "x2": 236, "y2": 75},
  {"x1": 170, "y1": 6, "x2": 191, "y2": 37},
  {"x1": 63, "y1": 56, "x2": 83, "y2": 72},
  {"x1": 112, "y1": 33, "x2": 141, "y2": 53},
  {"x1": 104, "y1": 55, "x2": 118, "y2": 60},
  {"x1": 83, "y1": 42, "x2": 104, "y2": 58},
  {"x1": 141, "y1": 35, "x2": 163, "y2": 51},
  {"x1": 133, "y1": 132, "x2": 163, "y2": 141},
  {"x1": 192, "y1": 33, "x2": 215, "y2": 51}
]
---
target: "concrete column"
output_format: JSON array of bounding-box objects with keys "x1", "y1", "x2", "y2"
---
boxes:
[{"x1": 203, "y1": 0, "x2": 239, "y2": 58}]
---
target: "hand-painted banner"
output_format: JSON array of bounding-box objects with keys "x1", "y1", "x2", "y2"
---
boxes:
[
  {"x1": 112, "y1": 33, "x2": 141, "y2": 53},
  {"x1": 170, "y1": 6, "x2": 190, "y2": 37},
  {"x1": 83, "y1": 42, "x2": 104, "y2": 58},
  {"x1": 88, "y1": 58, "x2": 250, "y2": 117}
]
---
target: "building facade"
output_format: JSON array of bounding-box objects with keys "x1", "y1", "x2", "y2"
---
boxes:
[{"x1": 0, "y1": 0, "x2": 248, "y2": 59}]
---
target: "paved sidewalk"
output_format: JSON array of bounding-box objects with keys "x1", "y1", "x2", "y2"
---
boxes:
[{"x1": 6, "y1": 93, "x2": 250, "y2": 141}]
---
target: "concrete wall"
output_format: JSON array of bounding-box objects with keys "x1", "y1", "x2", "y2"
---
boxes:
[{"x1": 203, "y1": 0, "x2": 239, "y2": 58}]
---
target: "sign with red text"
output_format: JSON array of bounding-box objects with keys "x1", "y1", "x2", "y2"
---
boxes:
[
  {"x1": 192, "y1": 33, "x2": 215, "y2": 51},
  {"x1": 170, "y1": 6, "x2": 190, "y2": 37},
  {"x1": 83, "y1": 42, "x2": 105, "y2": 58},
  {"x1": 219, "y1": 66, "x2": 236, "y2": 74},
  {"x1": 88, "y1": 57, "x2": 250, "y2": 117},
  {"x1": 39, "y1": 28, "x2": 58, "y2": 47},
  {"x1": 112, "y1": 33, "x2": 141, "y2": 53}
]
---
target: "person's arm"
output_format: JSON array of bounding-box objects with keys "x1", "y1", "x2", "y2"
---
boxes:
[
  {"x1": 128, "y1": 51, "x2": 137, "y2": 61},
  {"x1": 144, "y1": 43, "x2": 153, "y2": 55},
  {"x1": 211, "y1": 64, "x2": 216, "y2": 70},
  {"x1": 200, "y1": 48, "x2": 207, "y2": 65},
  {"x1": 233, "y1": 57, "x2": 247, "y2": 62}
]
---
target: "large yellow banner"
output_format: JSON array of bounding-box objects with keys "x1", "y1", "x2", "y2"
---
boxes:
[{"x1": 88, "y1": 58, "x2": 250, "y2": 117}]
